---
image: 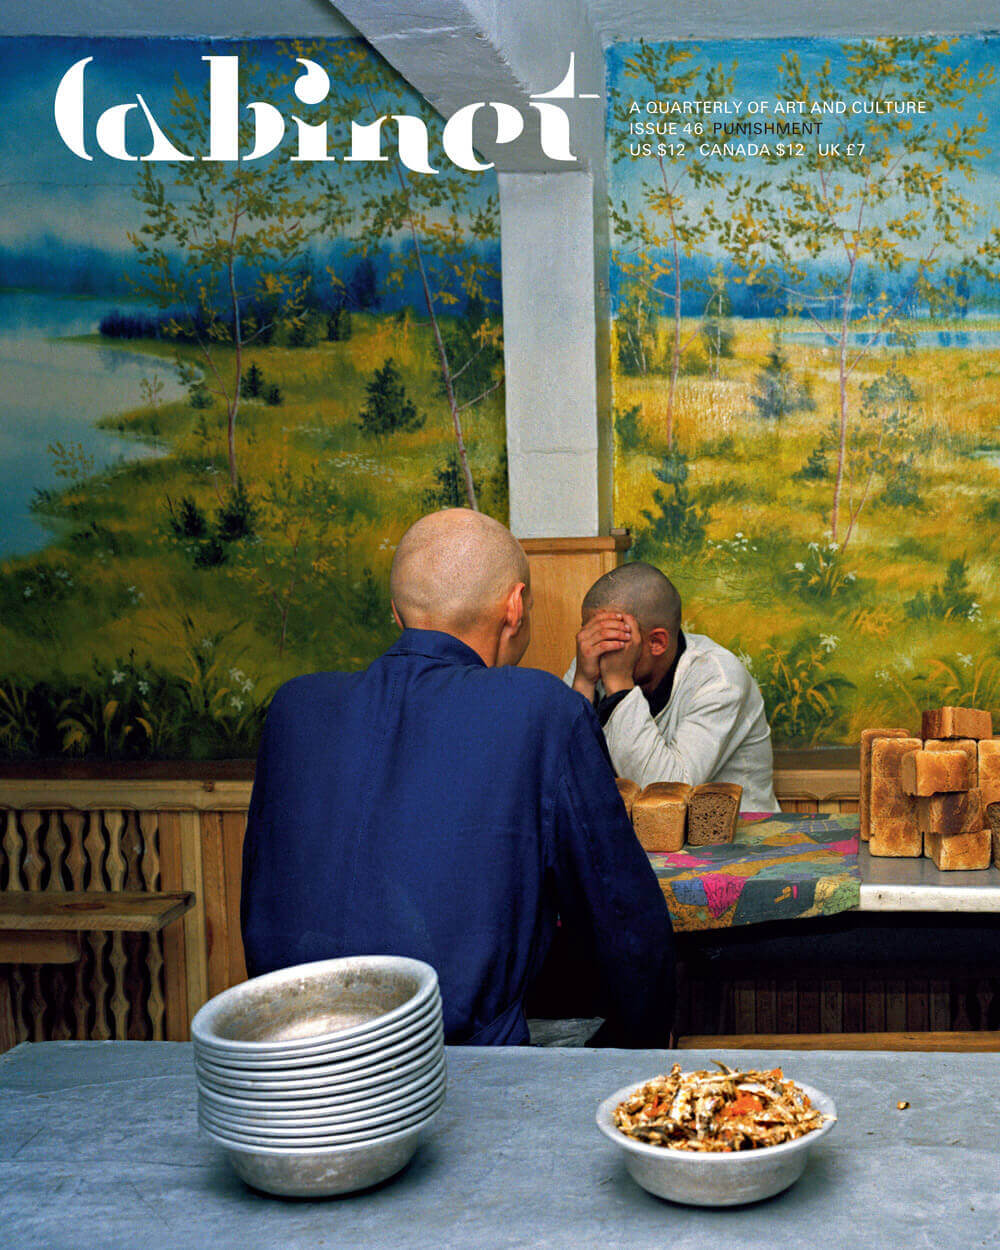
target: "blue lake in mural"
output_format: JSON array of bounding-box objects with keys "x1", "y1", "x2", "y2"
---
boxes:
[
  {"x1": 0, "y1": 292, "x2": 182, "y2": 558},
  {"x1": 784, "y1": 328, "x2": 1000, "y2": 350}
]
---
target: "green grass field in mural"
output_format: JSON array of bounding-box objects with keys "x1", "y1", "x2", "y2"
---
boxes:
[
  {"x1": 607, "y1": 34, "x2": 1000, "y2": 745},
  {"x1": 0, "y1": 318, "x2": 507, "y2": 759},
  {"x1": 0, "y1": 34, "x2": 507, "y2": 760},
  {"x1": 613, "y1": 317, "x2": 1000, "y2": 745}
]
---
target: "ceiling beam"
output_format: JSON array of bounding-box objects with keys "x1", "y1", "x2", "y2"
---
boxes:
[{"x1": 328, "y1": 0, "x2": 605, "y2": 174}]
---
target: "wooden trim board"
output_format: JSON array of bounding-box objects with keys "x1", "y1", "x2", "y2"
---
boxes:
[
  {"x1": 677, "y1": 1031, "x2": 1000, "y2": 1052},
  {"x1": 0, "y1": 931, "x2": 82, "y2": 963},
  {"x1": 0, "y1": 892, "x2": 193, "y2": 933},
  {"x1": 0, "y1": 780, "x2": 254, "y2": 811}
]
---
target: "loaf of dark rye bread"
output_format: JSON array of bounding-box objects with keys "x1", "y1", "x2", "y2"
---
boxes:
[
  {"x1": 986, "y1": 801, "x2": 1000, "y2": 868},
  {"x1": 686, "y1": 782, "x2": 742, "y2": 846},
  {"x1": 631, "y1": 783, "x2": 691, "y2": 853}
]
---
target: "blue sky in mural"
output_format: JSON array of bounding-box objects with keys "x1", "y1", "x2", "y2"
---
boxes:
[
  {"x1": 606, "y1": 34, "x2": 1000, "y2": 259},
  {"x1": 0, "y1": 38, "x2": 288, "y2": 253},
  {"x1": 0, "y1": 36, "x2": 499, "y2": 295}
]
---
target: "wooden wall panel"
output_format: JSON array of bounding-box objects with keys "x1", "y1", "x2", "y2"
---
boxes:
[
  {"x1": 202, "y1": 811, "x2": 248, "y2": 999},
  {"x1": 158, "y1": 811, "x2": 190, "y2": 1042},
  {"x1": 519, "y1": 534, "x2": 631, "y2": 677},
  {"x1": 676, "y1": 969, "x2": 1000, "y2": 1038},
  {"x1": 222, "y1": 812, "x2": 248, "y2": 990}
]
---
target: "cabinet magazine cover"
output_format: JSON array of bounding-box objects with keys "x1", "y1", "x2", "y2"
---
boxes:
[{"x1": 0, "y1": 26, "x2": 998, "y2": 762}]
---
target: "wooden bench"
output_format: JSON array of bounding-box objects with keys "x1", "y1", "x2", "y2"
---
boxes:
[{"x1": 0, "y1": 891, "x2": 193, "y2": 1051}]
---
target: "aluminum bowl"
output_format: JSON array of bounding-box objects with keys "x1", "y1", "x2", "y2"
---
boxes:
[
  {"x1": 199, "y1": 1054, "x2": 446, "y2": 1123},
  {"x1": 193, "y1": 992, "x2": 441, "y2": 1070},
  {"x1": 198, "y1": 1061, "x2": 446, "y2": 1127},
  {"x1": 199, "y1": 1075, "x2": 447, "y2": 1140},
  {"x1": 215, "y1": 1109, "x2": 442, "y2": 1197},
  {"x1": 194, "y1": 1017, "x2": 444, "y2": 1091},
  {"x1": 200, "y1": 1090, "x2": 445, "y2": 1149},
  {"x1": 596, "y1": 1077, "x2": 837, "y2": 1207},
  {"x1": 195, "y1": 1045, "x2": 443, "y2": 1104},
  {"x1": 191, "y1": 956, "x2": 439, "y2": 1057},
  {"x1": 197, "y1": 1050, "x2": 445, "y2": 1115}
]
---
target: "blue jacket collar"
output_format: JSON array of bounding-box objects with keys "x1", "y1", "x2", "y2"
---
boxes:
[{"x1": 387, "y1": 628, "x2": 488, "y2": 668}]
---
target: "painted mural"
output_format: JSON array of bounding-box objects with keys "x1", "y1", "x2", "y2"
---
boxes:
[
  {"x1": 0, "y1": 37, "x2": 506, "y2": 759},
  {"x1": 606, "y1": 35, "x2": 1000, "y2": 745}
]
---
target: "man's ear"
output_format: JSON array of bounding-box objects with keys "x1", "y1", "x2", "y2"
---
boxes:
[
  {"x1": 504, "y1": 582, "x2": 527, "y2": 633},
  {"x1": 647, "y1": 626, "x2": 671, "y2": 656},
  {"x1": 391, "y1": 599, "x2": 405, "y2": 630}
]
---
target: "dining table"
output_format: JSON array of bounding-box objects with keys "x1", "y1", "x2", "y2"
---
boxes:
[{"x1": 1, "y1": 1040, "x2": 997, "y2": 1248}]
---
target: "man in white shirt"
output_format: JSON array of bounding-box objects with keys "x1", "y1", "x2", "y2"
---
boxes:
[{"x1": 565, "y1": 562, "x2": 778, "y2": 813}]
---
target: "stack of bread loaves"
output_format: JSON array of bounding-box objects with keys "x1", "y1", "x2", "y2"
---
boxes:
[
  {"x1": 862, "y1": 707, "x2": 1000, "y2": 869},
  {"x1": 616, "y1": 778, "x2": 743, "y2": 853}
]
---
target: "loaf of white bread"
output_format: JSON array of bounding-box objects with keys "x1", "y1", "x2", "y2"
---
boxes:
[
  {"x1": 615, "y1": 777, "x2": 641, "y2": 819},
  {"x1": 864, "y1": 706, "x2": 997, "y2": 869},
  {"x1": 617, "y1": 779, "x2": 743, "y2": 853},
  {"x1": 630, "y1": 783, "x2": 691, "y2": 853},
  {"x1": 860, "y1": 727, "x2": 911, "y2": 842},
  {"x1": 979, "y1": 738, "x2": 1000, "y2": 870}
]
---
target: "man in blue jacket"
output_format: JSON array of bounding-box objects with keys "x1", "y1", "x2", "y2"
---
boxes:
[{"x1": 241, "y1": 508, "x2": 674, "y2": 1046}]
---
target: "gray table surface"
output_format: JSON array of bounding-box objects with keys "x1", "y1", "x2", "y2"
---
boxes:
[
  {"x1": 2, "y1": 1042, "x2": 998, "y2": 1249},
  {"x1": 859, "y1": 845, "x2": 1000, "y2": 912}
]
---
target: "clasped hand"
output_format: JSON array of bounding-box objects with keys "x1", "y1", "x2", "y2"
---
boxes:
[{"x1": 572, "y1": 609, "x2": 642, "y2": 700}]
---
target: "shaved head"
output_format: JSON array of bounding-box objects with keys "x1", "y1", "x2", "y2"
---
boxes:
[
  {"x1": 582, "y1": 562, "x2": 681, "y2": 633},
  {"x1": 391, "y1": 509, "x2": 530, "y2": 633}
]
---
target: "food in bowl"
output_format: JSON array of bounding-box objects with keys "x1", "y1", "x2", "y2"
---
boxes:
[{"x1": 613, "y1": 1061, "x2": 832, "y2": 1152}]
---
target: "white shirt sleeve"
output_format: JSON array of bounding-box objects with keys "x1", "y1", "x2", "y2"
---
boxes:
[{"x1": 602, "y1": 668, "x2": 747, "y2": 790}]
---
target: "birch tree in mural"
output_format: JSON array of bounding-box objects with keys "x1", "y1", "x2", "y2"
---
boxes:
[
  {"x1": 130, "y1": 57, "x2": 321, "y2": 490},
  {"x1": 610, "y1": 42, "x2": 740, "y2": 449},
  {"x1": 287, "y1": 40, "x2": 503, "y2": 510},
  {"x1": 721, "y1": 37, "x2": 994, "y2": 549}
]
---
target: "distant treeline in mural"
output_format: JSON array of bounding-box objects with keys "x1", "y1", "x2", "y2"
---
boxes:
[
  {"x1": 607, "y1": 35, "x2": 1000, "y2": 746},
  {"x1": 0, "y1": 36, "x2": 506, "y2": 760}
]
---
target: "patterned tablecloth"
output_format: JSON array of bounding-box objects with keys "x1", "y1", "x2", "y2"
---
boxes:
[{"x1": 648, "y1": 812, "x2": 861, "y2": 932}]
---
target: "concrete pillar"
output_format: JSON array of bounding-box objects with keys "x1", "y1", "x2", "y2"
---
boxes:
[
  {"x1": 499, "y1": 170, "x2": 608, "y2": 536},
  {"x1": 333, "y1": 0, "x2": 612, "y2": 537}
]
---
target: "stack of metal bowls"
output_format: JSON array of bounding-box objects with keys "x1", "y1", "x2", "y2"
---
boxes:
[{"x1": 191, "y1": 955, "x2": 445, "y2": 1197}]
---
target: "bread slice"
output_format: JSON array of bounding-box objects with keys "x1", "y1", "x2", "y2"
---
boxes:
[
  {"x1": 900, "y1": 749, "x2": 969, "y2": 796},
  {"x1": 925, "y1": 828, "x2": 992, "y2": 871},
  {"x1": 918, "y1": 787, "x2": 983, "y2": 835},
  {"x1": 687, "y1": 783, "x2": 742, "y2": 846},
  {"x1": 631, "y1": 783, "x2": 691, "y2": 853},
  {"x1": 860, "y1": 728, "x2": 911, "y2": 842},
  {"x1": 924, "y1": 738, "x2": 977, "y2": 789},
  {"x1": 615, "y1": 777, "x2": 641, "y2": 818},
  {"x1": 987, "y1": 802, "x2": 1000, "y2": 867},
  {"x1": 869, "y1": 737, "x2": 922, "y2": 857},
  {"x1": 922, "y1": 707, "x2": 993, "y2": 741},
  {"x1": 978, "y1": 738, "x2": 1000, "y2": 809}
]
